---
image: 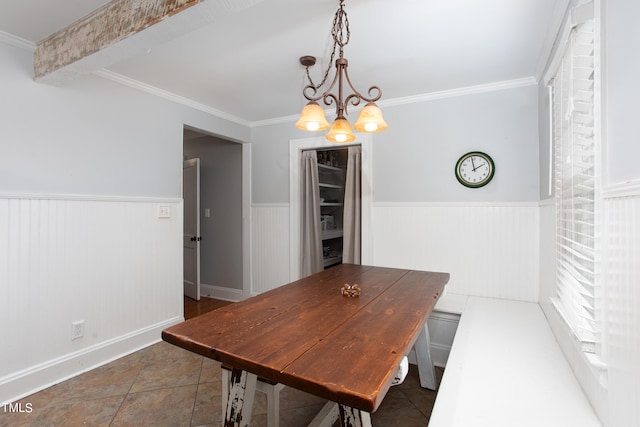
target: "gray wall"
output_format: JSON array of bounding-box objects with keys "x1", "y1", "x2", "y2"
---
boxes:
[
  {"x1": 251, "y1": 83, "x2": 540, "y2": 204},
  {"x1": 0, "y1": 42, "x2": 249, "y2": 197},
  {"x1": 538, "y1": 84, "x2": 553, "y2": 199},
  {"x1": 372, "y1": 85, "x2": 540, "y2": 202},
  {"x1": 605, "y1": 0, "x2": 640, "y2": 185},
  {"x1": 184, "y1": 136, "x2": 243, "y2": 290}
]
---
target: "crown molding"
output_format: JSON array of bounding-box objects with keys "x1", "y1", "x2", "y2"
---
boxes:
[
  {"x1": 0, "y1": 31, "x2": 35, "y2": 51},
  {"x1": 377, "y1": 77, "x2": 538, "y2": 107},
  {"x1": 93, "y1": 69, "x2": 251, "y2": 127},
  {"x1": 1, "y1": 28, "x2": 539, "y2": 132},
  {"x1": 252, "y1": 76, "x2": 538, "y2": 128}
]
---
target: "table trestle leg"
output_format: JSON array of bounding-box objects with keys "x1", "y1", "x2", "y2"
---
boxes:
[
  {"x1": 338, "y1": 405, "x2": 372, "y2": 427},
  {"x1": 224, "y1": 368, "x2": 257, "y2": 427},
  {"x1": 414, "y1": 322, "x2": 437, "y2": 390}
]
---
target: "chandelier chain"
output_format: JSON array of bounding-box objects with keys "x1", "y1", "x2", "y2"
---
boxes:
[{"x1": 304, "y1": 0, "x2": 350, "y2": 91}]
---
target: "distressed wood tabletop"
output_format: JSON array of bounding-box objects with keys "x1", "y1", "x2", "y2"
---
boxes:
[{"x1": 162, "y1": 264, "x2": 449, "y2": 414}]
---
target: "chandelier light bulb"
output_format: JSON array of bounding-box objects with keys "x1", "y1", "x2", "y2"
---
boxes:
[
  {"x1": 296, "y1": 101, "x2": 330, "y2": 132},
  {"x1": 326, "y1": 117, "x2": 356, "y2": 143},
  {"x1": 354, "y1": 102, "x2": 388, "y2": 133}
]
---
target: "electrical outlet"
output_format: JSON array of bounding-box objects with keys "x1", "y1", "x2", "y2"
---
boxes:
[{"x1": 72, "y1": 321, "x2": 84, "y2": 340}]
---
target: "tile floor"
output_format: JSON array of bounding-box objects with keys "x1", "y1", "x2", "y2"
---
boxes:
[{"x1": 1, "y1": 298, "x2": 444, "y2": 426}]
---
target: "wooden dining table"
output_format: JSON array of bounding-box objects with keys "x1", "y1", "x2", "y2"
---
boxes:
[{"x1": 162, "y1": 263, "x2": 449, "y2": 427}]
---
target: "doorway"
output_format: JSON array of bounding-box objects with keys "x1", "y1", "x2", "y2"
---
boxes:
[
  {"x1": 183, "y1": 128, "x2": 245, "y2": 301},
  {"x1": 289, "y1": 135, "x2": 373, "y2": 281}
]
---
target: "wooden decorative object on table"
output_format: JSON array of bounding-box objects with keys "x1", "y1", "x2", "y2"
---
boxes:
[{"x1": 341, "y1": 283, "x2": 361, "y2": 297}]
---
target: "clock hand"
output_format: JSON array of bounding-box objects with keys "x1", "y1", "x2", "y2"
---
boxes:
[
  {"x1": 470, "y1": 156, "x2": 476, "y2": 170},
  {"x1": 473, "y1": 162, "x2": 486, "y2": 172}
]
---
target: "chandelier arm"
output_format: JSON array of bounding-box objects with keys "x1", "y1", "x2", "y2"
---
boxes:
[
  {"x1": 303, "y1": 61, "x2": 342, "y2": 104},
  {"x1": 301, "y1": 84, "x2": 320, "y2": 101},
  {"x1": 343, "y1": 93, "x2": 361, "y2": 116},
  {"x1": 322, "y1": 93, "x2": 340, "y2": 111},
  {"x1": 341, "y1": 66, "x2": 382, "y2": 103}
]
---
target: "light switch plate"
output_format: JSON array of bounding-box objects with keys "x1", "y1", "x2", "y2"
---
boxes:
[{"x1": 157, "y1": 204, "x2": 171, "y2": 219}]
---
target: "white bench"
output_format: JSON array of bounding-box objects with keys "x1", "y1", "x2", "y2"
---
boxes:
[{"x1": 428, "y1": 296, "x2": 601, "y2": 427}]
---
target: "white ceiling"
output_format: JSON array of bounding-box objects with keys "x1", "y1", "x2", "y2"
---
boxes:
[{"x1": 0, "y1": 0, "x2": 563, "y2": 124}]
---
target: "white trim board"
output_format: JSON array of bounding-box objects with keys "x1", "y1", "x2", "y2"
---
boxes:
[
  {"x1": 200, "y1": 284, "x2": 244, "y2": 302},
  {"x1": 373, "y1": 201, "x2": 540, "y2": 208},
  {"x1": 604, "y1": 180, "x2": 640, "y2": 199},
  {"x1": 0, "y1": 30, "x2": 35, "y2": 51},
  {"x1": 0, "y1": 317, "x2": 182, "y2": 404},
  {"x1": 0, "y1": 193, "x2": 181, "y2": 203}
]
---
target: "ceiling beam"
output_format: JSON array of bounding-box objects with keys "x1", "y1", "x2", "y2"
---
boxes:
[{"x1": 34, "y1": 0, "x2": 261, "y2": 85}]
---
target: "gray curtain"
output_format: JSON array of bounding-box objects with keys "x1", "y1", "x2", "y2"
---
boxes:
[
  {"x1": 300, "y1": 150, "x2": 324, "y2": 276},
  {"x1": 343, "y1": 146, "x2": 361, "y2": 264}
]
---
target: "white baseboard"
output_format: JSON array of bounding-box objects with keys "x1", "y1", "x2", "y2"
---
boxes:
[
  {"x1": 0, "y1": 316, "x2": 183, "y2": 404},
  {"x1": 200, "y1": 284, "x2": 244, "y2": 302}
]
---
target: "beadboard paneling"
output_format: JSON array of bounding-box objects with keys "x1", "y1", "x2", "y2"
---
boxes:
[
  {"x1": 251, "y1": 204, "x2": 290, "y2": 294},
  {"x1": 250, "y1": 203, "x2": 540, "y2": 301},
  {"x1": 0, "y1": 196, "x2": 182, "y2": 402},
  {"x1": 372, "y1": 203, "x2": 540, "y2": 302},
  {"x1": 605, "y1": 194, "x2": 640, "y2": 427}
]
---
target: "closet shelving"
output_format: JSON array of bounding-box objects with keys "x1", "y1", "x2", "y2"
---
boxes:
[{"x1": 317, "y1": 152, "x2": 346, "y2": 268}]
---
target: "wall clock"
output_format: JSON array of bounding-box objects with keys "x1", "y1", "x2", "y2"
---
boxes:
[{"x1": 455, "y1": 151, "x2": 495, "y2": 188}]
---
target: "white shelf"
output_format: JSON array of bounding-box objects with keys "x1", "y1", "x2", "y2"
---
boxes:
[
  {"x1": 319, "y1": 183, "x2": 343, "y2": 189},
  {"x1": 323, "y1": 256, "x2": 342, "y2": 268},
  {"x1": 322, "y1": 229, "x2": 343, "y2": 240},
  {"x1": 318, "y1": 163, "x2": 343, "y2": 172}
]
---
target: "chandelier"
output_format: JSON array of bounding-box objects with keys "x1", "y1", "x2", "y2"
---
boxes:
[{"x1": 295, "y1": 0, "x2": 388, "y2": 143}]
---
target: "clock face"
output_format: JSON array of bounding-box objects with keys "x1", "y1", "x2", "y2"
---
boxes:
[{"x1": 455, "y1": 152, "x2": 495, "y2": 188}]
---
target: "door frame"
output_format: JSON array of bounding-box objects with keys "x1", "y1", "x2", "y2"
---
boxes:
[
  {"x1": 182, "y1": 126, "x2": 252, "y2": 302},
  {"x1": 289, "y1": 135, "x2": 373, "y2": 282},
  {"x1": 183, "y1": 158, "x2": 201, "y2": 300}
]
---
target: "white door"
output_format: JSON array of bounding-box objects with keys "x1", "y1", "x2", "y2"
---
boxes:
[{"x1": 183, "y1": 158, "x2": 201, "y2": 301}]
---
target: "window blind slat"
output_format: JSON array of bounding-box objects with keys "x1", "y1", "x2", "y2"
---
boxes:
[{"x1": 552, "y1": 19, "x2": 600, "y2": 353}]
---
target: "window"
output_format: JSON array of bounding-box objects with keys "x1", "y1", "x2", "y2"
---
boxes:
[{"x1": 549, "y1": 16, "x2": 601, "y2": 354}]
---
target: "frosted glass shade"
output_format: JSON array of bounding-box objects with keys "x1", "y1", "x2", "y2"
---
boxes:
[
  {"x1": 354, "y1": 102, "x2": 388, "y2": 132},
  {"x1": 326, "y1": 118, "x2": 356, "y2": 143},
  {"x1": 295, "y1": 102, "x2": 330, "y2": 131}
]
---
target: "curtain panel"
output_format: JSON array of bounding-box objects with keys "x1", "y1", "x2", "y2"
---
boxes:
[
  {"x1": 300, "y1": 150, "x2": 324, "y2": 276},
  {"x1": 343, "y1": 146, "x2": 362, "y2": 264}
]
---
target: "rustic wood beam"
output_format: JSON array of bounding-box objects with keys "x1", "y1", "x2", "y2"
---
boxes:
[{"x1": 34, "y1": 0, "x2": 261, "y2": 85}]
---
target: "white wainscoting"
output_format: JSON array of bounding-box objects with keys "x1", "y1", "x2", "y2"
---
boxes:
[
  {"x1": 372, "y1": 203, "x2": 540, "y2": 302},
  {"x1": 251, "y1": 204, "x2": 291, "y2": 295},
  {"x1": 250, "y1": 202, "x2": 540, "y2": 301},
  {"x1": 540, "y1": 183, "x2": 640, "y2": 425},
  {"x1": 603, "y1": 189, "x2": 640, "y2": 427},
  {"x1": 0, "y1": 195, "x2": 183, "y2": 403}
]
